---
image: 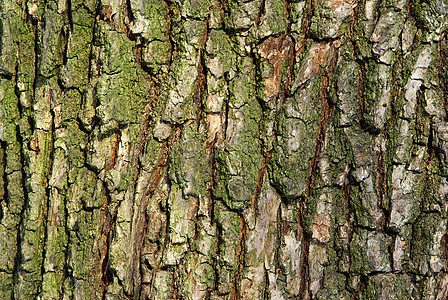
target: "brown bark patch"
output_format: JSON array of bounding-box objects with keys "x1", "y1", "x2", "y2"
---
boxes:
[
  {"x1": 260, "y1": 36, "x2": 292, "y2": 101},
  {"x1": 187, "y1": 196, "x2": 199, "y2": 220},
  {"x1": 30, "y1": 135, "x2": 40, "y2": 153},
  {"x1": 327, "y1": 0, "x2": 352, "y2": 9},
  {"x1": 308, "y1": 43, "x2": 333, "y2": 76},
  {"x1": 206, "y1": 113, "x2": 221, "y2": 142},
  {"x1": 311, "y1": 214, "x2": 331, "y2": 243},
  {"x1": 295, "y1": 42, "x2": 334, "y2": 89}
]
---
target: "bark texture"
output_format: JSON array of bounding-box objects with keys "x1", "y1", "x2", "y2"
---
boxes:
[{"x1": 1, "y1": 0, "x2": 448, "y2": 298}]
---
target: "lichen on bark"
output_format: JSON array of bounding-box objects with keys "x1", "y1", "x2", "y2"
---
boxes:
[{"x1": 1, "y1": 0, "x2": 448, "y2": 298}]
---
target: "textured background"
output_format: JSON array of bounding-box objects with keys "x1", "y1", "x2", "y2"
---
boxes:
[{"x1": 1, "y1": 0, "x2": 448, "y2": 298}]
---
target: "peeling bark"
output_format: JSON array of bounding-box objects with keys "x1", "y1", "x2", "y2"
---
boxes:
[{"x1": 1, "y1": 0, "x2": 448, "y2": 299}]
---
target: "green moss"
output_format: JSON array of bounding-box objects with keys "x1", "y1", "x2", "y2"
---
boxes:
[
  {"x1": 143, "y1": 0, "x2": 169, "y2": 40},
  {"x1": 410, "y1": 213, "x2": 444, "y2": 275},
  {"x1": 206, "y1": 30, "x2": 236, "y2": 75},
  {"x1": 60, "y1": 7, "x2": 96, "y2": 88},
  {"x1": 308, "y1": 0, "x2": 352, "y2": 39},
  {"x1": 224, "y1": 0, "x2": 261, "y2": 30},
  {"x1": 142, "y1": 40, "x2": 171, "y2": 74},
  {"x1": 61, "y1": 89, "x2": 82, "y2": 121},
  {"x1": 15, "y1": 23, "x2": 35, "y2": 109},
  {"x1": 140, "y1": 137, "x2": 163, "y2": 172},
  {"x1": 411, "y1": 0, "x2": 432, "y2": 31},
  {"x1": 352, "y1": 19, "x2": 374, "y2": 59},
  {"x1": 350, "y1": 229, "x2": 392, "y2": 275},
  {"x1": 0, "y1": 11, "x2": 17, "y2": 77},
  {"x1": 265, "y1": 0, "x2": 288, "y2": 35},
  {"x1": 181, "y1": 0, "x2": 212, "y2": 20},
  {"x1": 38, "y1": 7, "x2": 66, "y2": 78},
  {"x1": 214, "y1": 202, "x2": 240, "y2": 270},
  {"x1": 68, "y1": 167, "x2": 103, "y2": 211},
  {"x1": 74, "y1": 0, "x2": 98, "y2": 13},
  {"x1": 316, "y1": 265, "x2": 348, "y2": 299},
  {"x1": 94, "y1": 23, "x2": 153, "y2": 128},
  {"x1": 3, "y1": 126, "x2": 23, "y2": 174},
  {"x1": 362, "y1": 274, "x2": 412, "y2": 299},
  {"x1": 361, "y1": 60, "x2": 392, "y2": 131},
  {"x1": 0, "y1": 79, "x2": 19, "y2": 123},
  {"x1": 423, "y1": 161, "x2": 446, "y2": 215},
  {"x1": 57, "y1": 122, "x2": 87, "y2": 170},
  {"x1": 0, "y1": 273, "x2": 13, "y2": 299},
  {"x1": 69, "y1": 11, "x2": 95, "y2": 58},
  {"x1": 229, "y1": 70, "x2": 255, "y2": 108},
  {"x1": 269, "y1": 81, "x2": 322, "y2": 200},
  {"x1": 168, "y1": 124, "x2": 210, "y2": 197},
  {"x1": 348, "y1": 185, "x2": 378, "y2": 227},
  {"x1": 197, "y1": 262, "x2": 215, "y2": 287},
  {"x1": 41, "y1": 267, "x2": 65, "y2": 298},
  {"x1": 210, "y1": 58, "x2": 264, "y2": 209},
  {"x1": 191, "y1": 219, "x2": 218, "y2": 257}
]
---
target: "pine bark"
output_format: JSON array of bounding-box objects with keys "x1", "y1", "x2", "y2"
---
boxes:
[{"x1": 1, "y1": 0, "x2": 448, "y2": 298}]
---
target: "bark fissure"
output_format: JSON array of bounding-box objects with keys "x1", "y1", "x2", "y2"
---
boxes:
[
  {"x1": 38, "y1": 108, "x2": 56, "y2": 296},
  {"x1": 100, "y1": 183, "x2": 118, "y2": 299},
  {"x1": 298, "y1": 194, "x2": 311, "y2": 299},
  {"x1": 232, "y1": 214, "x2": 247, "y2": 300},
  {"x1": 195, "y1": 16, "x2": 210, "y2": 127},
  {"x1": 12, "y1": 127, "x2": 28, "y2": 300},
  {"x1": 3, "y1": 0, "x2": 448, "y2": 298},
  {"x1": 0, "y1": 141, "x2": 8, "y2": 209}
]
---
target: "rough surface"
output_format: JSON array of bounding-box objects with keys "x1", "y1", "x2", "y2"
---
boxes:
[{"x1": 1, "y1": 0, "x2": 448, "y2": 299}]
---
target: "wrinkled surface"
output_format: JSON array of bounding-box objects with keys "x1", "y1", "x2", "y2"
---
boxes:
[{"x1": 1, "y1": 0, "x2": 448, "y2": 298}]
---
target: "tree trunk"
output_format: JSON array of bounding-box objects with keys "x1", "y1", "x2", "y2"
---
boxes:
[{"x1": 1, "y1": 0, "x2": 448, "y2": 298}]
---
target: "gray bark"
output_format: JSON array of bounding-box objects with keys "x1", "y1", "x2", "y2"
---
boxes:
[{"x1": 1, "y1": 0, "x2": 448, "y2": 298}]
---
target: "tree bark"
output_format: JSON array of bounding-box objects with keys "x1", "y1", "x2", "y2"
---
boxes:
[{"x1": 1, "y1": 0, "x2": 448, "y2": 298}]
